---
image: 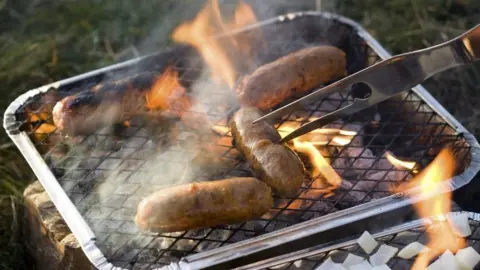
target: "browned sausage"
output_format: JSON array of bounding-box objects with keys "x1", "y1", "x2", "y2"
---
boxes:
[
  {"x1": 135, "y1": 177, "x2": 273, "y2": 232},
  {"x1": 52, "y1": 71, "x2": 193, "y2": 136},
  {"x1": 231, "y1": 107, "x2": 305, "y2": 197},
  {"x1": 235, "y1": 45, "x2": 347, "y2": 110}
]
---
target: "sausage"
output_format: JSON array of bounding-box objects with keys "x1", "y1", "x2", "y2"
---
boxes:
[
  {"x1": 135, "y1": 177, "x2": 273, "y2": 232},
  {"x1": 52, "y1": 71, "x2": 193, "y2": 136},
  {"x1": 235, "y1": 45, "x2": 347, "y2": 110},
  {"x1": 231, "y1": 107, "x2": 305, "y2": 197}
]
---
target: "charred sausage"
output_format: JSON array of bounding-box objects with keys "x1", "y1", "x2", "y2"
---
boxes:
[
  {"x1": 135, "y1": 177, "x2": 273, "y2": 232},
  {"x1": 235, "y1": 45, "x2": 347, "y2": 110},
  {"x1": 52, "y1": 71, "x2": 193, "y2": 136},
  {"x1": 231, "y1": 107, "x2": 305, "y2": 197}
]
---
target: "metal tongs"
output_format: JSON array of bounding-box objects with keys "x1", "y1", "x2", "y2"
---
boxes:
[{"x1": 254, "y1": 24, "x2": 480, "y2": 143}]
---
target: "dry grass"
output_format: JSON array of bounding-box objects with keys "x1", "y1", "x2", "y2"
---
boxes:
[{"x1": 0, "y1": 0, "x2": 479, "y2": 269}]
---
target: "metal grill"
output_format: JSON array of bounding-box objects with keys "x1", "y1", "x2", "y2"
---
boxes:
[
  {"x1": 5, "y1": 12, "x2": 477, "y2": 270},
  {"x1": 235, "y1": 212, "x2": 480, "y2": 270}
]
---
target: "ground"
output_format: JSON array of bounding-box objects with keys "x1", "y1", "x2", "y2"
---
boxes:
[{"x1": 0, "y1": 0, "x2": 479, "y2": 269}]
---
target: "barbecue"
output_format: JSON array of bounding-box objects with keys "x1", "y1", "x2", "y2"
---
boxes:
[{"x1": 3, "y1": 1, "x2": 480, "y2": 269}]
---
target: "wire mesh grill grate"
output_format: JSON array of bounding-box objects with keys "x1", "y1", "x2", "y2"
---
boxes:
[{"x1": 13, "y1": 14, "x2": 472, "y2": 269}]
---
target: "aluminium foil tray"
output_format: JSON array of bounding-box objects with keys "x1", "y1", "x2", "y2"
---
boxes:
[{"x1": 4, "y1": 11, "x2": 480, "y2": 270}]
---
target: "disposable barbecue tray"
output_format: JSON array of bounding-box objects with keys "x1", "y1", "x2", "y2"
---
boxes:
[{"x1": 4, "y1": 11, "x2": 480, "y2": 270}]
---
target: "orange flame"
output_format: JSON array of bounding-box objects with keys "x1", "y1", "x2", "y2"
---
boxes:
[
  {"x1": 211, "y1": 124, "x2": 230, "y2": 135},
  {"x1": 145, "y1": 66, "x2": 184, "y2": 111},
  {"x1": 278, "y1": 122, "x2": 354, "y2": 194},
  {"x1": 292, "y1": 140, "x2": 342, "y2": 189},
  {"x1": 35, "y1": 123, "x2": 56, "y2": 134},
  {"x1": 385, "y1": 151, "x2": 419, "y2": 173},
  {"x1": 171, "y1": 0, "x2": 259, "y2": 88},
  {"x1": 278, "y1": 122, "x2": 357, "y2": 147},
  {"x1": 393, "y1": 148, "x2": 465, "y2": 269}
]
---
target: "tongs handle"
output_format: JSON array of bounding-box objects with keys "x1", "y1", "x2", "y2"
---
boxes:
[{"x1": 255, "y1": 24, "x2": 480, "y2": 143}]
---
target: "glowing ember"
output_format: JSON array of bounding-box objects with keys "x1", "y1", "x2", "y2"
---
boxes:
[
  {"x1": 393, "y1": 148, "x2": 465, "y2": 269},
  {"x1": 385, "y1": 151, "x2": 418, "y2": 173},
  {"x1": 171, "y1": 0, "x2": 259, "y2": 88},
  {"x1": 31, "y1": 123, "x2": 57, "y2": 143},
  {"x1": 145, "y1": 66, "x2": 184, "y2": 111},
  {"x1": 35, "y1": 123, "x2": 56, "y2": 134}
]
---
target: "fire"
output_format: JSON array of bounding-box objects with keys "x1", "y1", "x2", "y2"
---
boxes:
[
  {"x1": 211, "y1": 124, "x2": 230, "y2": 135},
  {"x1": 385, "y1": 151, "x2": 418, "y2": 173},
  {"x1": 30, "y1": 123, "x2": 57, "y2": 143},
  {"x1": 293, "y1": 140, "x2": 341, "y2": 190},
  {"x1": 145, "y1": 66, "x2": 184, "y2": 111},
  {"x1": 35, "y1": 123, "x2": 56, "y2": 134},
  {"x1": 171, "y1": 0, "x2": 259, "y2": 88},
  {"x1": 278, "y1": 123, "x2": 356, "y2": 147},
  {"x1": 278, "y1": 121, "x2": 355, "y2": 195},
  {"x1": 393, "y1": 148, "x2": 465, "y2": 269}
]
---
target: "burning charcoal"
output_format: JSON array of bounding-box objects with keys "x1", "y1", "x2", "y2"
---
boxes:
[
  {"x1": 126, "y1": 236, "x2": 154, "y2": 250},
  {"x1": 156, "y1": 251, "x2": 181, "y2": 265},
  {"x1": 369, "y1": 171, "x2": 411, "y2": 199},
  {"x1": 97, "y1": 244, "x2": 118, "y2": 259},
  {"x1": 242, "y1": 220, "x2": 270, "y2": 237},
  {"x1": 136, "y1": 248, "x2": 163, "y2": 263},
  {"x1": 68, "y1": 193, "x2": 85, "y2": 204},
  {"x1": 113, "y1": 247, "x2": 143, "y2": 262},
  {"x1": 102, "y1": 233, "x2": 131, "y2": 254},
  {"x1": 183, "y1": 228, "x2": 211, "y2": 239},
  {"x1": 348, "y1": 148, "x2": 376, "y2": 171},
  {"x1": 170, "y1": 239, "x2": 199, "y2": 252},
  {"x1": 328, "y1": 179, "x2": 372, "y2": 206},
  {"x1": 122, "y1": 196, "x2": 143, "y2": 209},
  {"x1": 78, "y1": 191, "x2": 101, "y2": 206},
  {"x1": 117, "y1": 221, "x2": 141, "y2": 235},
  {"x1": 228, "y1": 230, "x2": 250, "y2": 243},
  {"x1": 194, "y1": 241, "x2": 222, "y2": 252},
  {"x1": 94, "y1": 220, "x2": 124, "y2": 233},
  {"x1": 207, "y1": 229, "x2": 233, "y2": 242},
  {"x1": 110, "y1": 208, "x2": 136, "y2": 221},
  {"x1": 98, "y1": 158, "x2": 122, "y2": 170},
  {"x1": 345, "y1": 169, "x2": 411, "y2": 201},
  {"x1": 331, "y1": 155, "x2": 350, "y2": 177},
  {"x1": 299, "y1": 200, "x2": 339, "y2": 221},
  {"x1": 114, "y1": 184, "x2": 140, "y2": 195},
  {"x1": 332, "y1": 147, "x2": 376, "y2": 178},
  {"x1": 61, "y1": 180, "x2": 77, "y2": 193},
  {"x1": 342, "y1": 122, "x2": 365, "y2": 147},
  {"x1": 86, "y1": 206, "x2": 115, "y2": 220},
  {"x1": 148, "y1": 237, "x2": 177, "y2": 251}
]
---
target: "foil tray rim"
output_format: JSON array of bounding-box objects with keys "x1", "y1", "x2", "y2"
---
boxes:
[
  {"x1": 232, "y1": 210, "x2": 479, "y2": 270},
  {"x1": 3, "y1": 10, "x2": 480, "y2": 270}
]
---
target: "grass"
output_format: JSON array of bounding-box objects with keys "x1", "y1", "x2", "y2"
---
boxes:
[{"x1": 0, "y1": 0, "x2": 479, "y2": 269}]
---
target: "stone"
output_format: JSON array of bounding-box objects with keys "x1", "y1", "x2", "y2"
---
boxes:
[{"x1": 23, "y1": 181, "x2": 93, "y2": 270}]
